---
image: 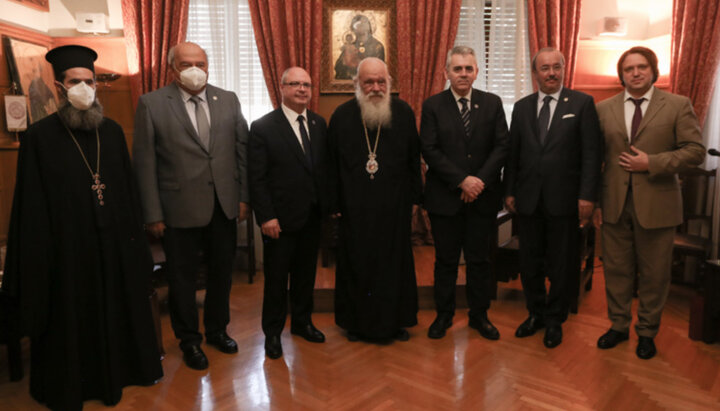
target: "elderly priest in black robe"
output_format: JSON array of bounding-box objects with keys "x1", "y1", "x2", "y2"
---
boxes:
[
  {"x1": 328, "y1": 57, "x2": 421, "y2": 341},
  {"x1": 2, "y1": 45, "x2": 163, "y2": 411}
]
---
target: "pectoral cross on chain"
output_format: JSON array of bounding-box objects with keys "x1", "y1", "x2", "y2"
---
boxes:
[{"x1": 92, "y1": 173, "x2": 106, "y2": 206}]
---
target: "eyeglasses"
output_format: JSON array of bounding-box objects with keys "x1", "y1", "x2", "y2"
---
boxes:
[{"x1": 283, "y1": 81, "x2": 312, "y2": 89}]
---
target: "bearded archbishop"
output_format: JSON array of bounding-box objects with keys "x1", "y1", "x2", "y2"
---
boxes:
[{"x1": 328, "y1": 58, "x2": 422, "y2": 341}]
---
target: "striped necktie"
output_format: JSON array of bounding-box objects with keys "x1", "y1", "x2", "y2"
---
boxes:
[{"x1": 459, "y1": 97, "x2": 470, "y2": 138}]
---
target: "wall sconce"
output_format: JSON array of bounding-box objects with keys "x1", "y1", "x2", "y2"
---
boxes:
[
  {"x1": 96, "y1": 73, "x2": 120, "y2": 88},
  {"x1": 598, "y1": 17, "x2": 628, "y2": 37}
]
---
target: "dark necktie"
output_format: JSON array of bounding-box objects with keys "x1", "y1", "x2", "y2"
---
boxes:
[
  {"x1": 297, "y1": 115, "x2": 313, "y2": 167},
  {"x1": 459, "y1": 97, "x2": 470, "y2": 138},
  {"x1": 630, "y1": 97, "x2": 646, "y2": 143},
  {"x1": 190, "y1": 95, "x2": 210, "y2": 149},
  {"x1": 537, "y1": 95, "x2": 553, "y2": 144}
]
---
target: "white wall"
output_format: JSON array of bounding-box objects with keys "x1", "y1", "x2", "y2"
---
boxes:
[
  {"x1": 4, "y1": 0, "x2": 672, "y2": 40},
  {"x1": 0, "y1": 0, "x2": 123, "y2": 36},
  {"x1": 580, "y1": 0, "x2": 672, "y2": 40},
  {"x1": 0, "y1": 0, "x2": 50, "y2": 32}
]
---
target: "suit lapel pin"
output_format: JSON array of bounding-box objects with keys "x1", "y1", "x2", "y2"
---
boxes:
[
  {"x1": 212, "y1": 96, "x2": 218, "y2": 101},
  {"x1": 563, "y1": 97, "x2": 568, "y2": 102},
  {"x1": 312, "y1": 120, "x2": 316, "y2": 125},
  {"x1": 474, "y1": 104, "x2": 479, "y2": 109}
]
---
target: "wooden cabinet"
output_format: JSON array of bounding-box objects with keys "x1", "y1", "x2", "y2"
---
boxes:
[{"x1": 0, "y1": 144, "x2": 19, "y2": 245}]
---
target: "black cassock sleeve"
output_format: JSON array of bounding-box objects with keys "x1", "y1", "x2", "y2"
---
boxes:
[{"x1": 2, "y1": 130, "x2": 52, "y2": 337}]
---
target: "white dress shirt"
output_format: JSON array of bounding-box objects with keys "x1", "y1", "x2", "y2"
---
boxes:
[
  {"x1": 281, "y1": 103, "x2": 309, "y2": 152},
  {"x1": 624, "y1": 86, "x2": 654, "y2": 140},
  {"x1": 537, "y1": 87, "x2": 562, "y2": 130},
  {"x1": 450, "y1": 87, "x2": 472, "y2": 113},
  {"x1": 178, "y1": 86, "x2": 211, "y2": 132}
]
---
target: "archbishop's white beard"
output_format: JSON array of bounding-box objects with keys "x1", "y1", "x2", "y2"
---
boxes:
[{"x1": 355, "y1": 88, "x2": 392, "y2": 129}]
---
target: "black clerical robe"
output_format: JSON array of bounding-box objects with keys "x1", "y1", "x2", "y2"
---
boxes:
[
  {"x1": 328, "y1": 98, "x2": 421, "y2": 339},
  {"x1": 2, "y1": 113, "x2": 163, "y2": 410}
]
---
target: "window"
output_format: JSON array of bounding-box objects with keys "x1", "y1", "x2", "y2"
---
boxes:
[
  {"x1": 455, "y1": 0, "x2": 533, "y2": 119},
  {"x1": 187, "y1": 0, "x2": 273, "y2": 122}
]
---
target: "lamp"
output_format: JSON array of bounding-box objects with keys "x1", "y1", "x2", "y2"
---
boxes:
[
  {"x1": 96, "y1": 73, "x2": 120, "y2": 88},
  {"x1": 598, "y1": 17, "x2": 628, "y2": 37}
]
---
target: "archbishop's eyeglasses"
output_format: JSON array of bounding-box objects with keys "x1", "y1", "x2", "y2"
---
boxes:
[{"x1": 283, "y1": 81, "x2": 312, "y2": 89}]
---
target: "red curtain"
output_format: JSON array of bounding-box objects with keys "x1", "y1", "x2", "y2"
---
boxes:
[
  {"x1": 396, "y1": 0, "x2": 462, "y2": 126},
  {"x1": 121, "y1": 0, "x2": 189, "y2": 109},
  {"x1": 396, "y1": 0, "x2": 462, "y2": 245},
  {"x1": 248, "y1": 0, "x2": 323, "y2": 111},
  {"x1": 526, "y1": 0, "x2": 582, "y2": 89},
  {"x1": 670, "y1": 0, "x2": 720, "y2": 127}
]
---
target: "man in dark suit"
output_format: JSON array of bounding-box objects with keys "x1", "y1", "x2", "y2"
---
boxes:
[
  {"x1": 249, "y1": 67, "x2": 327, "y2": 359},
  {"x1": 421, "y1": 46, "x2": 509, "y2": 340},
  {"x1": 594, "y1": 47, "x2": 704, "y2": 359},
  {"x1": 504, "y1": 48, "x2": 602, "y2": 348},
  {"x1": 133, "y1": 42, "x2": 249, "y2": 370}
]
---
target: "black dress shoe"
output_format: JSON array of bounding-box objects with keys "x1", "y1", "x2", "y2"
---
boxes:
[
  {"x1": 543, "y1": 325, "x2": 562, "y2": 348},
  {"x1": 428, "y1": 314, "x2": 453, "y2": 339},
  {"x1": 394, "y1": 329, "x2": 410, "y2": 341},
  {"x1": 636, "y1": 336, "x2": 657, "y2": 359},
  {"x1": 469, "y1": 316, "x2": 500, "y2": 340},
  {"x1": 182, "y1": 345, "x2": 209, "y2": 370},
  {"x1": 290, "y1": 323, "x2": 326, "y2": 343},
  {"x1": 347, "y1": 331, "x2": 361, "y2": 342},
  {"x1": 597, "y1": 329, "x2": 629, "y2": 349},
  {"x1": 515, "y1": 315, "x2": 545, "y2": 338},
  {"x1": 265, "y1": 335, "x2": 283, "y2": 359},
  {"x1": 206, "y1": 332, "x2": 238, "y2": 354}
]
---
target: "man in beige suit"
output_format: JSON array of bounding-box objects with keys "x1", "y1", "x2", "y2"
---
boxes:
[{"x1": 593, "y1": 46, "x2": 705, "y2": 359}]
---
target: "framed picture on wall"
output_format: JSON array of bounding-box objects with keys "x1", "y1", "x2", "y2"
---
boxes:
[
  {"x1": 2, "y1": 36, "x2": 58, "y2": 124},
  {"x1": 8, "y1": 0, "x2": 50, "y2": 13},
  {"x1": 321, "y1": 0, "x2": 396, "y2": 93}
]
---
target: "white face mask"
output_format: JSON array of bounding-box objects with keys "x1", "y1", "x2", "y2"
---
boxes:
[
  {"x1": 64, "y1": 82, "x2": 96, "y2": 110},
  {"x1": 178, "y1": 67, "x2": 208, "y2": 91}
]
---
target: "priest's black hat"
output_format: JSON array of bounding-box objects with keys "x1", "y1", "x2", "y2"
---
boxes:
[{"x1": 45, "y1": 45, "x2": 98, "y2": 79}]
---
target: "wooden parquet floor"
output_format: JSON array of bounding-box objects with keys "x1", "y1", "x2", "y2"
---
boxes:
[{"x1": 1, "y1": 254, "x2": 720, "y2": 410}]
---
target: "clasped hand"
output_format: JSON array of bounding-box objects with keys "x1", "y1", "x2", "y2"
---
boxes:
[{"x1": 459, "y1": 176, "x2": 484, "y2": 203}]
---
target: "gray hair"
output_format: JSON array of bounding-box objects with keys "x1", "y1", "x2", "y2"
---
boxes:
[
  {"x1": 280, "y1": 67, "x2": 291, "y2": 84},
  {"x1": 168, "y1": 42, "x2": 208, "y2": 70},
  {"x1": 280, "y1": 67, "x2": 310, "y2": 85},
  {"x1": 531, "y1": 47, "x2": 565, "y2": 72},
  {"x1": 446, "y1": 46, "x2": 476, "y2": 69},
  {"x1": 352, "y1": 57, "x2": 391, "y2": 83}
]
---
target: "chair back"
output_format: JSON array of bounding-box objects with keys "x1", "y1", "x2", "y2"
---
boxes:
[{"x1": 679, "y1": 167, "x2": 717, "y2": 236}]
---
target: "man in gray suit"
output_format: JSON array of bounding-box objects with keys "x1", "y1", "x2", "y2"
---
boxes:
[{"x1": 133, "y1": 42, "x2": 249, "y2": 370}]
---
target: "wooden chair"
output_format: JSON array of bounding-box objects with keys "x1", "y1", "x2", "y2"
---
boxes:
[
  {"x1": 490, "y1": 209, "x2": 594, "y2": 313},
  {"x1": 673, "y1": 167, "x2": 716, "y2": 284},
  {"x1": 491, "y1": 210, "x2": 520, "y2": 279},
  {"x1": 320, "y1": 218, "x2": 338, "y2": 268},
  {"x1": 148, "y1": 239, "x2": 166, "y2": 358},
  {"x1": 238, "y1": 213, "x2": 256, "y2": 283},
  {"x1": 689, "y1": 259, "x2": 720, "y2": 343},
  {"x1": 569, "y1": 222, "x2": 595, "y2": 313}
]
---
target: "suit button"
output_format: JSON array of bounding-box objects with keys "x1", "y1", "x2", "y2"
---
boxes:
[{"x1": 467, "y1": 154, "x2": 472, "y2": 158}]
